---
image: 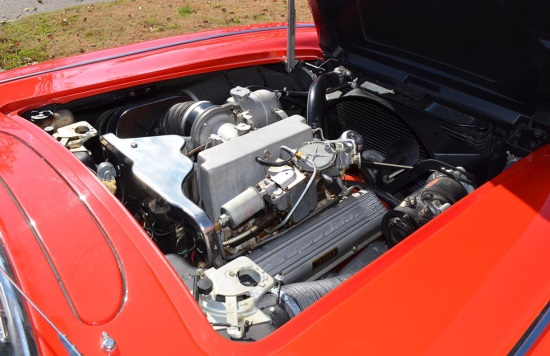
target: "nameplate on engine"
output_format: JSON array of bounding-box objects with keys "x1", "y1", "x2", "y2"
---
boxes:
[{"x1": 312, "y1": 248, "x2": 338, "y2": 271}]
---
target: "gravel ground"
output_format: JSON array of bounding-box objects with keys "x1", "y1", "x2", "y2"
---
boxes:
[{"x1": 0, "y1": 0, "x2": 113, "y2": 21}]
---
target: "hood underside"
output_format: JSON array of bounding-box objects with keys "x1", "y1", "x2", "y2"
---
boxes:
[{"x1": 309, "y1": 0, "x2": 550, "y2": 114}]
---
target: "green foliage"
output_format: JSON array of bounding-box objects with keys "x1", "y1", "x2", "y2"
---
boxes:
[
  {"x1": 141, "y1": 19, "x2": 166, "y2": 32},
  {"x1": 0, "y1": 16, "x2": 52, "y2": 69},
  {"x1": 0, "y1": 0, "x2": 312, "y2": 70},
  {"x1": 178, "y1": 5, "x2": 195, "y2": 18}
]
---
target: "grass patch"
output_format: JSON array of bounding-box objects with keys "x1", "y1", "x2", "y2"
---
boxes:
[
  {"x1": 141, "y1": 19, "x2": 165, "y2": 32},
  {"x1": 0, "y1": 39, "x2": 49, "y2": 68},
  {"x1": 178, "y1": 5, "x2": 195, "y2": 18},
  {"x1": 253, "y1": 13, "x2": 268, "y2": 22},
  {"x1": 0, "y1": 15, "x2": 55, "y2": 68},
  {"x1": 0, "y1": 0, "x2": 312, "y2": 71}
]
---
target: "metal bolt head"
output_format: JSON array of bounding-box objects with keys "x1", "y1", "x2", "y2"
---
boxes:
[
  {"x1": 130, "y1": 142, "x2": 138, "y2": 148},
  {"x1": 420, "y1": 207, "x2": 430, "y2": 218},
  {"x1": 101, "y1": 332, "x2": 117, "y2": 353},
  {"x1": 44, "y1": 126, "x2": 56, "y2": 135}
]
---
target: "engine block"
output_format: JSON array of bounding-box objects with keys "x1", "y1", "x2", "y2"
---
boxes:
[{"x1": 197, "y1": 115, "x2": 313, "y2": 221}]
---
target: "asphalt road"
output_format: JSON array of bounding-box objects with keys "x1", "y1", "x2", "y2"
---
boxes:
[{"x1": 1, "y1": 0, "x2": 113, "y2": 21}]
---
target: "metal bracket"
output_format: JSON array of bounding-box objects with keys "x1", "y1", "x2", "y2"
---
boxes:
[
  {"x1": 200, "y1": 257, "x2": 275, "y2": 339},
  {"x1": 54, "y1": 121, "x2": 97, "y2": 152}
]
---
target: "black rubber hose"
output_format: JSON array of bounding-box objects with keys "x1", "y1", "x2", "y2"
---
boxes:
[
  {"x1": 280, "y1": 274, "x2": 352, "y2": 318},
  {"x1": 255, "y1": 156, "x2": 292, "y2": 167},
  {"x1": 348, "y1": 181, "x2": 401, "y2": 209},
  {"x1": 306, "y1": 72, "x2": 345, "y2": 130}
]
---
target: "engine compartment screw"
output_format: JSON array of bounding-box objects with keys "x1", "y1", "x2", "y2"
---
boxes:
[
  {"x1": 404, "y1": 197, "x2": 416, "y2": 207},
  {"x1": 101, "y1": 332, "x2": 117, "y2": 353},
  {"x1": 420, "y1": 207, "x2": 431, "y2": 218}
]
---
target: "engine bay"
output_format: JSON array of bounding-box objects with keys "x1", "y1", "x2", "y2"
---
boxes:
[{"x1": 22, "y1": 60, "x2": 548, "y2": 341}]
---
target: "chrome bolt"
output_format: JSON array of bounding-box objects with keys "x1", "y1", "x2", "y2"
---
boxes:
[
  {"x1": 130, "y1": 142, "x2": 138, "y2": 148},
  {"x1": 101, "y1": 332, "x2": 117, "y2": 353}
]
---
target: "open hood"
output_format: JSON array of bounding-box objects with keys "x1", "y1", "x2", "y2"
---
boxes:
[{"x1": 309, "y1": 0, "x2": 550, "y2": 116}]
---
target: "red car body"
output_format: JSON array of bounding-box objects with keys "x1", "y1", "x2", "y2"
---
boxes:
[{"x1": 0, "y1": 15, "x2": 550, "y2": 356}]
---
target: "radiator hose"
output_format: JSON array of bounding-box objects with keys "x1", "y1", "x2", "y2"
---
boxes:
[{"x1": 306, "y1": 68, "x2": 351, "y2": 130}]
